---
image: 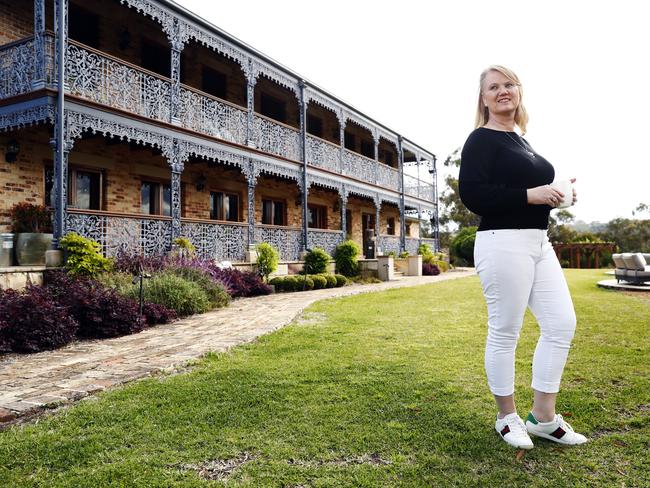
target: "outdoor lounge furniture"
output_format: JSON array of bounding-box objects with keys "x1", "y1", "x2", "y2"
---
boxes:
[{"x1": 612, "y1": 253, "x2": 650, "y2": 285}]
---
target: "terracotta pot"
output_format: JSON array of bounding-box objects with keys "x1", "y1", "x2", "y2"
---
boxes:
[{"x1": 15, "y1": 233, "x2": 53, "y2": 266}]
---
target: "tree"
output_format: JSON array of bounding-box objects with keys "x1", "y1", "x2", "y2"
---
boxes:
[
  {"x1": 597, "y1": 218, "x2": 650, "y2": 252},
  {"x1": 632, "y1": 203, "x2": 650, "y2": 217},
  {"x1": 438, "y1": 148, "x2": 480, "y2": 230}
]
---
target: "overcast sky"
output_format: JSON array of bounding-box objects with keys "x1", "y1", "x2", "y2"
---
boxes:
[{"x1": 175, "y1": 0, "x2": 649, "y2": 224}]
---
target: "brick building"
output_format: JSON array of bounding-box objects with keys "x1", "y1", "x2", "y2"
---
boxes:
[{"x1": 0, "y1": 0, "x2": 438, "y2": 262}]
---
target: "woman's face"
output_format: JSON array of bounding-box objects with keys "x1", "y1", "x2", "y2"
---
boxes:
[{"x1": 481, "y1": 70, "x2": 520, "y2": 119}]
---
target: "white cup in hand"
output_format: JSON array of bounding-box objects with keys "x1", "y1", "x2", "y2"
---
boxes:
[{"x1": 550, "y1": 179, "x2": 574, "y2": 208}]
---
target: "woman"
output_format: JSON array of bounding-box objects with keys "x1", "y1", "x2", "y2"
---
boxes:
[{"x1": 459, "y1": 65, "x2": 587, "y2": 449}]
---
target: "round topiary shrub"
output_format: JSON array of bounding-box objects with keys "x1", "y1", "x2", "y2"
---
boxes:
[
  {"x1": 322, "y1": 273, "x2": 337, "y2": 288},
  {"x1": 310, "y1": 274, "x2": 328, "y2": 290},
  {"x1": 269, "y1": 276, "x2": 284, "y2": 292},
  {"x1": 294, "y1": 275, "x2": 314, "y2": 291},
  {"x1": 0, "y1": 286, "x2": 78, "y2": 353},
  {"x1": 304, "y1": 248, "x2": 331, "y2": 274},
  {"x1": 136, "y1": 272, "x2": 212, "y2": 317},
  {"x1": 334, "y1": 274, "x2": 348, "y2": 287},
  {"x1": 334, "y1": 240, "x2": 361, "y2": 277}
]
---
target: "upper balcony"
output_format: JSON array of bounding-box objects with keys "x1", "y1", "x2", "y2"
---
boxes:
[{"x1": 0, "y1": 0, "x2": 435, "y2": 202}]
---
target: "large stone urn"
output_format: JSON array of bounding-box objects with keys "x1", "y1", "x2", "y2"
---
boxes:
[{"x1": 15, "y1": 233, "x2": 53, "y2": 266}]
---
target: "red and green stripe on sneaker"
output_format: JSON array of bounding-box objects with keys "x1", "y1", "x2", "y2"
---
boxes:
[{"x1": 525, "y1": 412, "x2": 588, "y2": 445}]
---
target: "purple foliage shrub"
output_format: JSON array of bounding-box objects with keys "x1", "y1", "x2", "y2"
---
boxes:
[
  {"x1": 141, "y1": 301, "x2": 178, "y2": 325},
  {"x1": 422, "y1": 263, "x2": 441, "y2": 276},
  {"x1": 113, "y1": 253, "x2": 168, "y2": 274},
  {"x1": 45, "y1": 270, "x2": 147, "y2": 338},
  {"x1": 0, "y1": 287, "x2": 79, "y2": 353}
]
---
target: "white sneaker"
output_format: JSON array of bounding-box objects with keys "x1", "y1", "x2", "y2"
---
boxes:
[
  {"x1": 525, "y1": 412, "x2": 588, "y2": 445},
  {"x1": 495, "y1": 413, "x2": 534, "y2": 449}
]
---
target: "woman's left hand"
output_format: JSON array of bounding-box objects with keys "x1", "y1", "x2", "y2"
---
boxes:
[{"x1": 570, "y1": 178, "x2": 578, "y2": 205}]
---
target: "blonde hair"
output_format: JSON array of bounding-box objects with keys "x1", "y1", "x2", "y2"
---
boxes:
[{"x1": 474, "y1": 65, "x2": 529, "y2": 135}]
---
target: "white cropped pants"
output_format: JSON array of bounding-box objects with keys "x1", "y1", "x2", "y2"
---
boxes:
[{"x1": 474, "y1": 229, "x2": 577, "y2": 396}]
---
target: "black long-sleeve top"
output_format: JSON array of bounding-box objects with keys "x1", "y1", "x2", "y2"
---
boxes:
[{"x1": 459, "y1": 127, "x2": 555, "y2": 231}]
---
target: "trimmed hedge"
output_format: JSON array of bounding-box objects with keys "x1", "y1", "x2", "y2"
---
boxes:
[
  {"x1": 304, "y1": 248, "x2": 331, "y2": 274},
  {"x1": 334, "y1": 240, "x2": 361, "y2": 277}
]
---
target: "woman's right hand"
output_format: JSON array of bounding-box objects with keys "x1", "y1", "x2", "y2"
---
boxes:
[{"x1": 527, "y1": 185, "x2": 564, "y2": 207}]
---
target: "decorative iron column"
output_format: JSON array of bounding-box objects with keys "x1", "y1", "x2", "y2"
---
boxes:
[
  {"x1": 299, "y1": 81, "x2": 309, "y2": 253},
  {"x1": 244, "y1": 158, "x2": 258, "y2": 252},
  {"x1": 375, "y1": 197, "x2": 381, "y2": 253},
  {"x1": 398, "y1": 136, "x2": 406, "y2": 253},
  {"x1": 340, "y1": 187, "x2": 348, "y2": 239},
  {"x1": 168, "y1": 19, "x2": 185, "y2": 126},
  {"x1": 33, "y1": 0, "x2": 46, "y2": 89},
  {"x1": 373, "y1": 130, "x2": 379, "y2": 184},
  {"x1": 165, "y1": 139, "x2": 184, "y2": 243},
  {"x1": 337, "y1": 111, "x2": 345, "y2": 173},
  {"x1": 52, "y1": 0, "x2": 68, "y2": 247},
  {"x1": 246, "y1": 59, "x2": 257, "y2": 147}
]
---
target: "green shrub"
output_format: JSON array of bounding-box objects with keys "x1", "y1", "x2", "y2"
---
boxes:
[
  {"x1": 59, "y1": 232, "x2": 113, "y2": 278},
  {"x1": 431, "y1": 259, "x2": 450, "y2": 272},
  {"x1": 132, "y1": 271, "x2": 211, "y2": 317},
  {"x1": 304, "y1": 248, "x2": 330, "y2": 274},
  {"x1": 256, "y1": 242, "x2": 279, "y2": 282},
  {"x1": 170, "y1": 267, "x2": 230, "y2": 309},
  {"x1": 269, "y1": 276, "x2": 284, "y2": 292},
  {"x1": 294, "y1": 275, "x2": 314, "y2": 291},
  {"x1": 417, "y1": 243, "x2": 432, "y2": 256},
  {"x1": 310, "y1": 274, "x2": 328, "y2": 290},
  {"x1": 334, "y1": 240, "x2": 361, "y2": 277},
  {"x1": 450, "y1": 227, "x2": 477, "y2": 266},
  {"x1": 321, "y1": 273, "x2": 337, "y2": 288},
  {"x1": 399, "y1": 251, "x2": 410, "y2": 258},
  {"x1": 334, "y1": 274, "x2": 348, "y2": 287},
  {"x1": 94, "y1": 272, "x2": 136, "y2": 295}
]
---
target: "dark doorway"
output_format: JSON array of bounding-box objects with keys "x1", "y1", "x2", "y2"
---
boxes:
[{"x1": 362, "y1": 213, "x2": 376, "y2": 259}]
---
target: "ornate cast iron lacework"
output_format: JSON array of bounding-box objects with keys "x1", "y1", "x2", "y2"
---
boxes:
[
  {"x1": 65, "y1": 212, "x2": 172, "y2": 257},
  {"x1": 308, "y1": 230, "x2": 344, "y2": 257},
  {"x1": 254, "y1": 227, "x2": 302, "y2": 261},
  {"x1": 378, "y1": 236, "x2": 400, "y2": 255},
  {"x1": 343, "y1": 150, "x2": 376, "y2": 183},
  {"x1": 0, "y1": 104, "x2": 54, "y2": 132},
  {"x1": 181, "y1": 221, "x2": 248, "y2": 262},
  {"x1": 66, "y1": 43, "x2": 171, "y2": 123},
  {"x1": 405, "y1": 237, "x2": 420, "y2": 256},
  {"x1": 377, "y1": 164, "x2": 400, "y2": 192},
  {"x1": 253, "y1": 115, "x2": 301, "y2": 161},
  {"x1": 179, "y1": 89, "x2": 247, "y2": 145},
  {"x1": 0, "y1": 39, "x2": 36, "y2": 99},
  {"x1": 306, "y1": 135, "x2": 340, "y2": 172}
]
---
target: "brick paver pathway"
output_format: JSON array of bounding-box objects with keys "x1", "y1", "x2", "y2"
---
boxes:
[{"x1": 0, "y1": 270, "x2": 475, "y2": 425}]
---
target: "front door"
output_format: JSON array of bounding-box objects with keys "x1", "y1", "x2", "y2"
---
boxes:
[{"x1": 362, "y1": 213, "x2": 375, "y2": 258}]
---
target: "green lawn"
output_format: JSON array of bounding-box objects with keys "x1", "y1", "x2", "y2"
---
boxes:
[{"x1": 1, "y1": 270, "x2": 648, "y2": 487}]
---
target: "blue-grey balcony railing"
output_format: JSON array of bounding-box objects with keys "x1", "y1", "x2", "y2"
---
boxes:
[{"x1": 1, "y1": 35, "x2": 433, "y2": 200}]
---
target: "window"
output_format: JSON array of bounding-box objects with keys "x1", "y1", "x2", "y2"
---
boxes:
[
  {"x1": 141, "y1": 181, "x2": 171, "y2": 216},
  {"x1": 44, "y1": 166, "x2": 102, "y2": 210},
  {"x1": 345, "y1": 209, "x2": 352, "y2": 236},
  {"x1": 69, "y1": 5, "x2": 100, "y2": 48},
  {"x1": 260, "y1": 93, "x2": 286, "y2": 123},
  {"x1": 202, "y1": 67, "x2": 227, "y2": 99},
  {"x1": 210, "y1": 191, "x2": 239, "y2": 221},
  {"x1": 344, "y1": 131, "x2": 356, "y2": 150},
  {"x1": 141, "y1": 39, "x2": 170, "y2": 77},
  {"x1": 307, "y1": 115, "x2": 323, "y2": 138},
  {"x1": 387, "y1": 217, "x2": 395, "y2": 236},
  {"x1": 307, "y1": 204, "x2": 327, "y2": 229},
  {"x1": 262, "y1": 199, "x2": 285, "y2": 226},
  {"x1": 361, "y1": 140, "x2": 374, "y2": 158},
  {"x1": 405, "y1": 223, "x2": 412, "y2": 236}
]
